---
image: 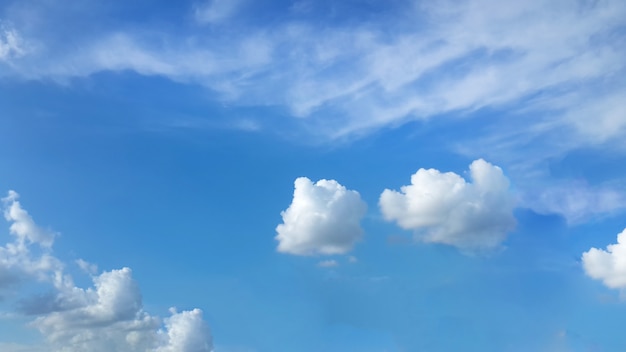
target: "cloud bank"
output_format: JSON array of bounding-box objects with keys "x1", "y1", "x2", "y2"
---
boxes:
[
  {"x1": 379, "y1": 159, "x2": 516, "y2": 250},
  {"x1": 0, "y1": 191, "x2": 213, "y2": 352},
  {"x1": 582, "y1": 228, "x2": 626, "y2": 289},
  {"x1": 276, "y1": 177, "x2": 367, "y2": 256}
]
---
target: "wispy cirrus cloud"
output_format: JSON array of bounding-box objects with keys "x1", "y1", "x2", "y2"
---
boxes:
[
  {"x1": 1, "y1": 0, "x2": 622, "y2": 137},
  {"x1": 1, "y1": 0, "x2": 625, "y2": 221}
]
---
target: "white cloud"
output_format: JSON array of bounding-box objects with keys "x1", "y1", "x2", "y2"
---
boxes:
[
  {"x1": 32, "y1": 267, "x2": 161, "y2": 352},
  {"x1": 379, "y1": 159, "x2": 516, "y2": 250},
  {"x1": 276, "y1": 177, "x2": 367, "y2": 256},
  {"x1": 155, "y1": 308, "x2": 213, "y2": 352},
  {"x1": 29, "y1": 268, "x2": 214, "y2": 352},
  {"x1": 0, "y1": 191, "x2": 214, "y2": 351},
  {"x1": 1, "y1": 0, "x2": 623, "y2": 143},
  {"x1": 582, "y1": 228, "x2": 626, "y2": 289},
  {"x1": 0, "y1": 191, "x2": 63, "y2": 287},
  {"x1": 3, "y1": 191, "x2": 55, "y2": 248}
]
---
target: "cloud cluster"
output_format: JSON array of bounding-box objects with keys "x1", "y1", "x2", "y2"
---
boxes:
[
  {"x1": 379, "y1": 159, "x2": 516, "y2": 250},
  {"x1": 0, "y1": 191, "x2": 213, "y2": 352},
  {"x1": 276, "y1": 177, "x2": 367, "y2": 256},
  {"x1": 582, "y1": 228, "x2": 626, "y2": 289}
]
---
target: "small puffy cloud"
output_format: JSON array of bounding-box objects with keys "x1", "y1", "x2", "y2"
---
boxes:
[
  {"x1": 379, "y1": 159, "x2": 516, "y2": 250},
  {"x1": 582, "y1": 228, "x2": 626, "y2": 289},
  {"x1": 276, "y1": 177, "x2": 367, "y2": 256}
]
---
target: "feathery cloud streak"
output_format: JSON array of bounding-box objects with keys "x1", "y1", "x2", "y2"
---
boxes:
[{"x1": 0, "y1": 0, "x2": 623, "y2": 142}]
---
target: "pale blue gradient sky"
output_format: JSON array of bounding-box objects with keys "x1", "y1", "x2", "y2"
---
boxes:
[{"x1": 1, "y1": 0, "x2": 625, "y2": 351}]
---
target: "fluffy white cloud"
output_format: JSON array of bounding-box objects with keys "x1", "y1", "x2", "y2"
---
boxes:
[
  {"x1": 379, "y1": 159, "x2": 516, "y2": 250},
  {"x1": 32, "y1": 268, "x2": 213, "y2": 352},
  {"x1": 0, "y1": 191, "x2": 213, "y2": 352},
  {"x1": 582, "y1": 228, "x2": 626, "y2": 289},
  {"x1": 31, "y1": 267, "x2": 161, "y2": 352},
  {"x1": 155, "y1": 308, "x2": 213, "y2": 352},
  {"x1": 276, "y1": 177, "x2": 367, "y2": 256}
]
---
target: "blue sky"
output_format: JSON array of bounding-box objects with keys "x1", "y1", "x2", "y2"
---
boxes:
[{"x1": 0, "y1": 0, "x2": 625, "y2": 351}]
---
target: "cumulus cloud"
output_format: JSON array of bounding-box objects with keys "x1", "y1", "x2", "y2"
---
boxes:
[
  {"x1": 379, "y1": 159, "x2": 516, "y2": 250},
  {"x1": 276, "y1": 177, "x2": 367, "y2": 256},
  {"x1": 0, "y1": 191, "x2": 213, "y2": 352},
  {"x1": 582, "y1": 228, "x2": 626, "y2": 289},
  {"x1": 156, "y1": 308, "x2": 213, "y2": 352}
]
